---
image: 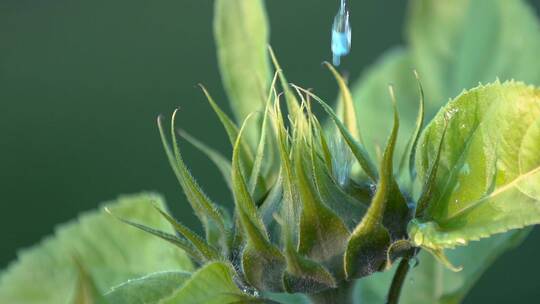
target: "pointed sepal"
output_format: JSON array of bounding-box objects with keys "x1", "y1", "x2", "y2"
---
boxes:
[{"x1": 233, "y1": 115, "x2": 286, "y2": 291}]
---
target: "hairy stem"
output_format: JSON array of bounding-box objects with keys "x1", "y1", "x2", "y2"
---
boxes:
[{"x1": 386, "y1": 257, "x2": 411, "y2": 304}]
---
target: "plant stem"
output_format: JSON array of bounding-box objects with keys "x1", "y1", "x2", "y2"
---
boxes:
[
  {"x1": 386, "y1": 257, "x2": 411, "y2": 304},
  {"x1": 308, "y1": 280, "x2": 355, "y2": 304}
]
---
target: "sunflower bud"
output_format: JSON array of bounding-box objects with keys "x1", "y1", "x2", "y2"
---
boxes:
[{"x1": 125, "y1": 53, "x2": 423, "y2": 301}]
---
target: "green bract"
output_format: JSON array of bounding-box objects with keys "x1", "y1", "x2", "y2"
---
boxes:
[{"x1": 1, "y1": 0, "x2": 540, "y2": 303}]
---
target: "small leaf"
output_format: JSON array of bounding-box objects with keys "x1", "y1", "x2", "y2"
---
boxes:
[
  {"x1": 232, "y1": 115, "x2": 286, "y2": 291},
  {"x1": 258, "y1": 173, "x2": 284, "y2": 229},
  {"x1": 357, "y1": 229, "x2": 530, "y2": 304},
  {"x1": 268, "y1": 47, "x2": 301, "y2": 118},
  {"x1": 249, "y1": 73, "x2": 279, "y2": 201},
  {"x1": 380, "y1": 87, "x2": 411, "y2": 240},
  {"x1": 163, "y1": 262, "x2": 257, "y2": 304},
  {"x1": 384, "y1": 240, "x2": 414, "y2": 270},
  {"x1": 177, "y1": 129, "x2": 233, "y2": 191},
  {"x1": 344, "y1": 224, "x2": 390, "y2": 280},
  {"x1": 398, "y1": 70, "x2": 425, "y2": 183},
  {"x1": 105, "y1": 271, "x2": 190, "y2": 304},
  {"x1": 107, "y1": 212, "x2": 204, "y2": 264},
  {"x1": 311, "y1": 117, "x2": 334, "y2": 175},
  {"x1": 158, "y1": 112, "x2": 227, "y2": 246},
  {"x1": 309, "y1": 135, "x2": 367, "y2": 230},
  {"x1": 214, "y1": 0, "x2": 270, "y2": 125},
  {"x1": 325, "y1": 62, "x2": 362, "y2": 143},
  {"x1": 272, "y1": 95, "x2": 300, "y2": 238},
  {"x1": 199, "y1": 86, "x2": 256, "y2": 172},
  {"x1": 153, "y1": 207, "x2": 221, "y2": 261},
  {"x1": 242, "y1": 245, "x2": 286, "y2": 292},
  {"x1": 344, "y1": 86, "x2": 403, "y2": 279},
  {"x1": 295, "y1": 139, "x2": 350, "y2": 263},
  {"x1": 414, "y1": 119, "x2": 448, "y2": 218},
  {"x1": 72, "y1": 260, "x2": 109, "y2": 304},
  {"x1": 199, "y1": 86, "x2": 269, "y2": 201},
  {"x1": 307, "y1": 109, "x2": 367, "y2": 224},
  {"x1": 275, "y1": 214, "x2": 337, "y2": 294},
  {"x1": 200, "y1": 85, "x2": 244, "y2": 147},
  {"x1": 232, "y1": 114, "x2": 271, "y2": 241},
  {"x1": 423, "y1": 247, "x2": 463, "y2": 272},
  {"x1": 350, "y1": 49, "x2": 419, "y2": 163},
  {"x1": 300, "y1": 87, "x2": 379, "y2": 182},
  {"x1": 283, "y1": 254, "x2": 337, "y2": 294},
  {"x1": 411, "y1": 82, "x2": 540, "y2": 250},
  {"x1": 0, "y1": 193, "x2": 191, "y2": 304},
  {"x1": 407, "y1": 0, "x2": 540, "y2": 107}
]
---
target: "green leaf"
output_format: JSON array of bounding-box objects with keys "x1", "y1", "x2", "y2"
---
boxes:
[
  {"x1": 407, "y1": 0, "x2": 540, "y2": 108},
  {"x1": 108, "y1": 263, "x2": 271, "y2": 304},
  {"x1": 415, "y1": 120, "x2": 448, "y2": 219},
  {"x1": 72, "y1": 260, "x2": 109, "y2": 304},
  {"x1": 356, "y1": 229, "x2": 529, "y2": 304},
  {"x1": 0, "y1": 193, "x2": 192, "y2": 304},
  {"x1": 163, "y1": 262, "x2": 256, "y2": 304},
  {"x1": 105, "y1": 271, "x2": 190, "y2": 304},
  {"x1": 350, "y1": 49, "x2": 419, "y2": 164},
  {"x1": 352, "y1": 0, "x2": 540, "y2": 169},
  {"x1": 348, "y1": 0, "x2": 540, "y2": 301},
  {"x1": 410, "y1": 82, "x2": 540, "y2": 250},
  {"x1": 214, "y1": 0, "x2": 270, "y2": 126}
]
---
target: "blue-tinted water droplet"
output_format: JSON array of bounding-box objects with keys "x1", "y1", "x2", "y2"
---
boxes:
[{"x1": 331, "y1": 0, "x2": 351, "y2": 66}]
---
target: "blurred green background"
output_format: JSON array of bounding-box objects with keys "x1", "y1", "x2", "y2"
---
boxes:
[{"x1": 1, "y1": 0, "x2": 539, "y2": 302}]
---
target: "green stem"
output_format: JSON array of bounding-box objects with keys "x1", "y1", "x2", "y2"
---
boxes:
[
  {"x1": 308, "y1": 280, "x2": 355, "y2": 304},
  {"x1": 386, "y1": 257, "x2": 411, "y2": 304}
]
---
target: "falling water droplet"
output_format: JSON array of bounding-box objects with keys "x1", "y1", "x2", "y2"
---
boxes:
[{"x1": 331, "y1": 0, "x2": 351, "y2": 66}]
